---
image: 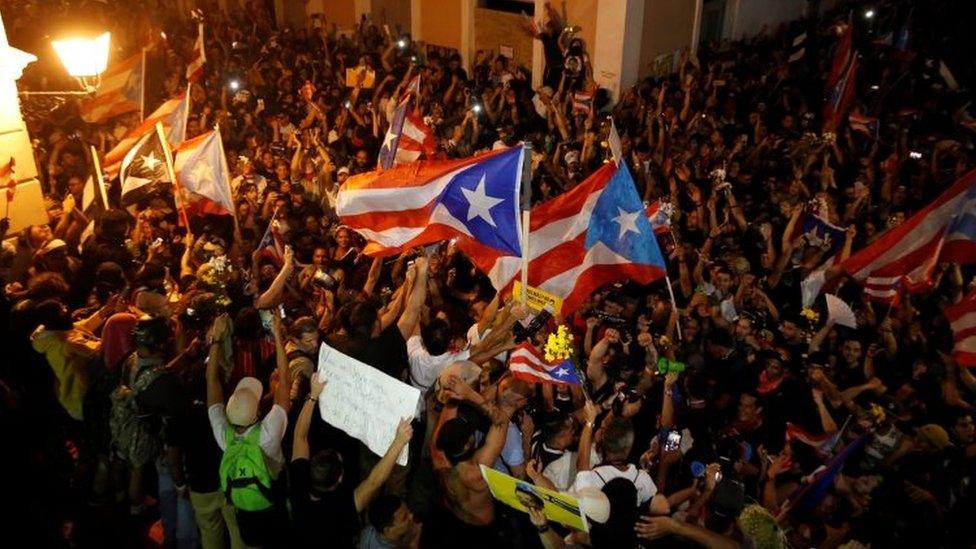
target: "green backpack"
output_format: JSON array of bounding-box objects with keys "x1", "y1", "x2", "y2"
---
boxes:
[{"x1": 219, "y1": 426, "x2": 275, "y2": 512}]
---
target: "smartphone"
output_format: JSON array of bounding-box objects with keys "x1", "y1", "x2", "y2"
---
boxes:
[{"x1": 277, "y1": 303, "x2": 286, "y2": 319}]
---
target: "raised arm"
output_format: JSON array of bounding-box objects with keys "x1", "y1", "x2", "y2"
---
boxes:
[
  {"x1": 354, "y1": 419, "x2": 413, "y2": 512},
  {"x1": 292, "y1": 373, "x2": 326, "y2": 461},
  {"x1": 397, "y1": 256, "x2": 429, "y2": 339},
  {"x1": 270, "y1": 315, "x2": 291, "y2": 411},
  {"x1": 254, "y1": 245, "x2": 295, "y2": 309}
]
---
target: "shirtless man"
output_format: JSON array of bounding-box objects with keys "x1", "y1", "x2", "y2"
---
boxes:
[{"x1": 427, "y1": 377, "x2": 520, "y2": 547}]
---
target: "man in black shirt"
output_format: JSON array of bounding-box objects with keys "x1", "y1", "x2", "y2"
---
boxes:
[{"x1": 289, "y1": 373, "x2": 413, "y2": 546}]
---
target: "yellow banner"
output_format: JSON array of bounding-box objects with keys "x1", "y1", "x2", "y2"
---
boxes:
[
  {"x1": 513, "y1": 281, "x2": 563, "y2": 314},
  {"x1": 480, "y1": 465, "x2": 588, "y2": 532}
]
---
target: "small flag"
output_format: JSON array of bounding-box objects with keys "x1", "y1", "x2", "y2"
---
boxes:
[
  {"x1": 848, "y1": 112, "x2": 879, "y2": 136},
  {"x1": 607, "y1": 118, "x2": 623, "y2": 165},
  {"x1": 257, "y1": 217, "x2": 286, "y2": 267},
  {"x1": 78, "y1": 52, "x2": 144, "y2": 124},
  {"x1": 645, "y1": 200, "x2": 673, "y2": 234},
  {"x1": 946, "y1": 287, "x2": 976, "y2": 367},
  {"x1": 508, "y1": 342, "x2": 581, "y2": 386},
  {"x1": 119, "y1": 128, "x2": 171, "y2": 206},
  {"x1": 173, "y1": 130, "x2": 235, "y2": 220}
]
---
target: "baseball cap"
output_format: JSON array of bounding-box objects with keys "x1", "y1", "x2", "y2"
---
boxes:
[
  {"x1": 567, "y1": 487, "x2": 610, "y2": 524},
  {"x1": 337, "y1": 166, "x2": 350, "y2": 176},
  {"x1": 226, "y1": 377, "x2": 263, "y2": 427}
]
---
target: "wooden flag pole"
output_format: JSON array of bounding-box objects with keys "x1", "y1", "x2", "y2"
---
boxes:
[
  {"x1": 89, "y1": 146, "x2": 109, "y2": 209},
  {"x1": 214, "y1": 123, "x2": 240, "y2": 237},
  {"x1": 155, "y1": 121, "x2": 191, "y2": 232},
  {"x1": 664, "y1": 274, "x2": 683, "y2": 341},
  {"x1": 519, "y1": 142, "x2": 533, "y2": 304}
]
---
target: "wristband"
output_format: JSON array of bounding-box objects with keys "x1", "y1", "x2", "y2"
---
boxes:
[{"x1": 308, "y1": 397, "x2": 318, "y2": 403}]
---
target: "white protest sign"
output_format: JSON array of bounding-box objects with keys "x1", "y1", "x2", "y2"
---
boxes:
[
  {"x1": 825, "y1": 294, "x2": 857, "y2": 329},
  {"x1": 317, "y1": 343, "x2": 420, "y2": 466}
]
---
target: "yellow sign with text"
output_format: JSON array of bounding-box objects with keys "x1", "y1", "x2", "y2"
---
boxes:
[
  {"x1": 513, "y1": 281, "x2": 563, "y2": 314},
  {"x1": 480, "y1": 465, "x2": 588, "y2": 532}
]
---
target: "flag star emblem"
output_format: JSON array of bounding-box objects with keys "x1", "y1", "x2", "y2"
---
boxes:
[
  {"x1": 461, "y1": 173, "x2": 504, "y2": 227},
  {"x1": 189, "y1": 161, "x2": 214, "y2": 185},
  {"x1": 554, "y1": 367, "x2": 568, "y2": 378},
  {"x1": 613, "y1": 207, "x2": 640, "y2": 239},
  {"x1": 381, "y1": 129, "x2": 397, "y2": 151},
  {"x1": 141, "y1": 151, "x2": 161, "y2": 171}
]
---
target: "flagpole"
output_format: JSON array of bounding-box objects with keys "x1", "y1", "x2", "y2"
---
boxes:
[
  {"x1": 519, "y1": 143, "x2": 533, "y2": 304},
  {"x1": 155, "y1": 121, "x2": 191, "y2": 231},
  {"x1": 664, "y1": 274, "x2": 683, "y2": 341},
  {"x1": 140, "y1": 47, "x2": 147, "y2": 121},
  {"x1": 214, "y1": 123, "x2": 240, "y2": 237},
  {"x1": 89, "y1": 146, "x2": 109, "y2": 209}
]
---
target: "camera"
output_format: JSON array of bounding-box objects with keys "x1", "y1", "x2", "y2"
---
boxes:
[
  {"x1": 312, "y1": 269, "x2": 337, "y2": 290},
  {"x1": 663, "y1": 430, "x2": 682, "y2": 452},
  {"x1": 592, "y1": 310, "x2": 627, "y2": 328},
  {"x1": 471, "y1": 103, "x2": 482, "y2": 114},
  {"x1": 397, "y1": 38, "x2": 408, "y2": 49},
  {"x1": 909, "y1": 151, "x2": 922, "y2": 159},
  {"x1": 513, "y1": 305, "x2": 554, "y2": 343}
]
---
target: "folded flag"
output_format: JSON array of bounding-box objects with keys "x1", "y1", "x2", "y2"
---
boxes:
[
  {"x1": 470, "y1": 161, "x2": 667, "y2": 315},
  {"x1": 946, "y1": 286, "x2": 976, "y2": 367},
  {"x1": 78, "y1": 51, "x2": 144, "y2": 124},
  {"x1": 173, "y1": 130, "x2": 234, "y2": 220},
  {"x1": 645, "y1": 200, "x2": 673, "y2": 234},
  {"x1": 119, "y1": 127, "x2": 171, "y2": 206},
  {"x1": 103, "y1": 92, "x2": 190, "y2": 178},
  {"x1": 340, "y1": 147, "x2": 524, "y2": 257},
  {"x1": 508, "y1": 341, "x2": 581, "y2": 386},
  {"x1": 842, "y1": 168, "x2": 976, "y2": 303}
]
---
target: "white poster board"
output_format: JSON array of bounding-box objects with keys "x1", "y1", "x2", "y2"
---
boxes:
[{"x1": 317, "y1": 343, "x2": 420, "y2": 465}]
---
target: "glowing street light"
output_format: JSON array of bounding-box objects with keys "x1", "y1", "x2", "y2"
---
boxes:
[
  {"x1": 864, "y1": 9, "x2": 876, "y2": 19},
  {"x1": 50, "y1": 31, "x2": 111, "y2": 92}
]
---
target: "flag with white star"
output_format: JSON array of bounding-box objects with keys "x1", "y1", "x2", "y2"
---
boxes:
[
  {"x1": 377, "y1": 96, "x2": 408, "y2": 169},
  {"x1": 173, "y1": 129, "x2": 234, "y2": 221},
  {"x1": 119, "y1": 128, "x2": 171, "y2": 206},
  {"x1": 337, "y1": 147, "x2": 523, "y2": 257}
]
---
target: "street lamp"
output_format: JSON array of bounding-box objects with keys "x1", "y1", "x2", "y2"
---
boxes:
[{"x1": 21, "y1": 31, "x2": 110, "y2": 96}]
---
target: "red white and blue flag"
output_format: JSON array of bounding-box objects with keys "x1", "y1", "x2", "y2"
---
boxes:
[
  {"x1": 340, "y1": 147, "x2": 524, "y2": 258},
  {"x1": 946, "y1": 287, "x2": 976, "y2": 367},
  {"x1": 102, "y1": 91, "x2": 190, "y2": 178},
  {"x1": 824, "y1": 52, "x2": 858, "y2": 130},
  {"x1": 508, "y1": 342, "x2": 581, "y2": 386},
  {"x1": 470, "y1": 162, "x2": 667, "y2": 315},
  {"x1": 186, "y1": 22, "x2": 205, "y2": 83},
  {"x1": 257, "y1": 217, "x2": 287, "y2": 267},
  {"x1": 645, "y1": 200, "x2": 672, "y2": 234},
  {"x1": 173, "y1": 129, "x2": 234, "y2": 220},
  {"x1": 378, "y1": 96, "x2": 436, "y2": 169},
  {"x1": 843, "y1": 169, "x2": 976, "y2": 303}
]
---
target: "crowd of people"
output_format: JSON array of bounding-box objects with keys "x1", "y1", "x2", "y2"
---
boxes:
[{"x1": 2, "y1": 0, "x2": 976, "y2": 547}]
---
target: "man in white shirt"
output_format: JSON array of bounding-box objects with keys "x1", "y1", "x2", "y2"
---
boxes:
[
  {"x1": 570, "y1": 417, "x2": 657, "y2": 506},
  {"x1": 206, "y1": 312, "x2": 291, "y2": 547}
]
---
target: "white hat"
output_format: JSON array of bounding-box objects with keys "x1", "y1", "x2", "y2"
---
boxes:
[
  {"x1": 337, "y1": 166, "x2": 351, "y2": 176},
  {"x1": 567, "y1": 487, "x2": 610, "y2": 524},
  {"x1": 226, "y1": 377, "x2": 263, "y2": 426}
]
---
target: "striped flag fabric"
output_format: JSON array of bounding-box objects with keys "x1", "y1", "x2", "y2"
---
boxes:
[
  {"x1": 823, "y1": 52, "x2": 858, "y2": 131},
  {"x1": 173, "y1": 130, "x2": 234, "y2": 220},
  {"x1": 645, "y1": 200, "x2": 672, "y2": 234},
  {"x1": 946, "y1": 287, "x2": 976, "y2": 366},
  {"x1": 186, "y1": 22, "x2": 205, "y2": 83},
  {"x1": 842, "y1": 169, "x2": 976, "y2": 303},
  {"x1": 377, "y1": 97, "x2": 435, "y2": 169},
  {"x1": 572, "y1": 90, "x2": 594, "y2": 114},
  {"x1": 339, "y1": 147, "x2": 524, "y2": 258},
  {"x1": 782, "y1": 434, "x2": 866, "y2": 518},
  {"x1": 102, "y1": 91, "x2": 190, "y2": 178},
  {"x1": 467, "y1": 162, "x2": 667, "y2": 316},
  {"x1": 78, "y1": 52, "x2": 144, "y2": 124},
  {"x1": 257, "y1": 218, "x2": 287, "y2": 267},
  {"x1": 508, "y1": 342, "x2": 581, "y2": 386},
  {"x1": 785, "y1": 421, "x2": 845, "y2": 459}
]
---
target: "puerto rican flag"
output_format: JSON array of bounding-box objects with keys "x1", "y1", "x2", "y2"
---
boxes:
[
  {"x1": 102, "y1": 91, "x2": 190, "y2": 178},
  {"x1": 258, "y1": 217, "x2": 287, "y2": 267},
  {"x1": 173, "y1": 129, "x2": 234, "y2": 221},
  {"x1": 78, "y1": 51, "x2": 144, "y2": 124},
  {"x1": 340, "y1": 147, "x2": 524, "y2": 258},
  {"x1": 467, "y1": 161, "x2": 667, "y2": 316},
  {"x1": 843, "y1": 169, "x2": 976, "y2": 303},
  {"x1": 645, "y1": 200, "x2": 672, "y2": 234},
  {"x1": 186, "y1": 22, "x2": 205, "y2": 83},
  {"x1": 508, "y1": 342, "x2": 581, "y2": 386},
  {"x1": 785, "y1": 421, "x2": 845, "y2": 460},
  {"x1": 946, "y1": 287, "x2": 976, "y2": 367},
  {"x1": 378, "y1": 97, "x2": 435, "y2": 169}
]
